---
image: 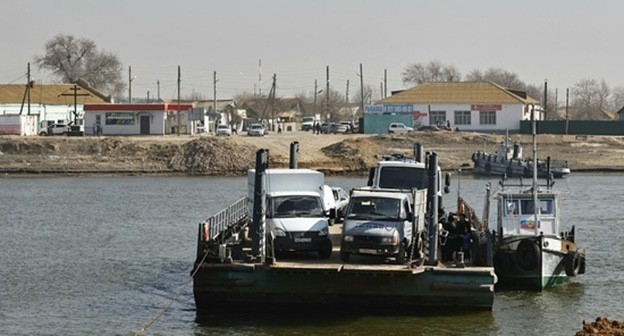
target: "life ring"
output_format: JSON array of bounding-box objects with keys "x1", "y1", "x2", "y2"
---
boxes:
[
  {"x1": 515, "y1": 238, "x2": 541, "y2": 271},
  {"x1": 485, "y1": 162, "x2": 491, "y2": 172},
  {"x1": 564, "y1": 251, "x2": 581, "y2": 276}
]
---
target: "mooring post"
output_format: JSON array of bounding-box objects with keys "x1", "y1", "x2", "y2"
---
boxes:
[
  {"x1": 289, "y1": 141, "x2": 299, "y2": 169},
  {"x1": 251, "y1": 149, "x2": 269, "y2": 262},
  {"x1": 427, "y1": 152, "x2": 439, "y2": 265},
  {"x1": 414, "y1": 143, "x2": 423, "y2": 163}
]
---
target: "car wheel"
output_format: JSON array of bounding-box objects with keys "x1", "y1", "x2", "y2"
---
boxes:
[
  {"x1": 389, "y1": 130, "x2": 394, "y2": 134},
  {"x1": 396, "y1": 242, "x2": 408, "y2": 264},
  {"x1": 39, "y1": 132, "x2": 47, "y2": 136},
  {"x1": 319, "y1": 241, "x2": 333, "y2": 259}
]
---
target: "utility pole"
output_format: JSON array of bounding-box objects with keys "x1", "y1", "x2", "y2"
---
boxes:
[
  {"x1": 271, "y1": 74, "x2": 276, "y2": 131},
  {"x1": 27, "y1": 63, "x2": 31, "y2": 115},
  {"x1": 543, "y1": 79, "x2": 548, "y2": 120},
  {"x1": 147, "y1": 91, "x2": 150, "y2": 103},
  {"x1": 258, "y1": 59, "x2": 262, "y2": 96},
  {"x1": 157, "y1": 80, "x2": 160, "y2": 101},
  {"x1": 213, "y1": 71, "x2": 218, "y2": 112},
  {"x1": 326, "y1": 66, "x2": 330, "y2": 121},
  {"x1": 384, "y1": 69, "x2": 388, "y2": 98},
  {"x1": 565, "y1": 88, "x2": 569, "y2": 135},
  {"x1": 380, "y1": 82, "x2": 383, "y2": 99},
  {"x1": 128, "y1": 66, "x2": 133, "y2": 103},
  {"x1": 177, "y1": 66, "x2": 181, "y2": 136},
  {"x1": 345, "y1": 80, "x2": 350, "y2": 119},
  {"x1": 359, "y1": 63, "x2": 364, "y2": 116},
  {"x1": 19, "y1": 63, "x2": 33, "y2": 116},
  {"x1": 313, "y1": 79, "x2": 319, "y2": 117},
  {"x1": 60, "y1": 84, "x2": 91, "y2": 124}
]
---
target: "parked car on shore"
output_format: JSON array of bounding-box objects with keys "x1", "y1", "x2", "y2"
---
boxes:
[
  {"x1": 417, "y1": 125, "x2": 452, "y2": 132},
  {"x1": 329, "y1": 123, "x2": 348, "y2": 134},
  {"x1": 248, "y1": 124, "x2": 265, "y2": 136},
  {"x1": 39, "y1": 123, "x2": 69, "y2": 136},
  {"x1": 388, "y1": 123, "x2": 413, "y2": 134},
  {"x1": 320, "y1": 122, "x2": 330, "y2": 134},
  {"x1": 216, "y1": 124, "x2": 232, "y2": 136}
]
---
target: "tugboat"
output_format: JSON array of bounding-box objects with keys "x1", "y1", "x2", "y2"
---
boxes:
[
  {"x1": 472, "y1": 134, "x2": 570, "y2": 178},
  {"x1": 490, "y1": 115, "x2": 585, "y2": 290}
]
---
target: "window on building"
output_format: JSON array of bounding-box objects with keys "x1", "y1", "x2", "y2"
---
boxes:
[
  {"x1": 429, "y1": 111, "x2": 446, "y2": 126},
  {"x1": 454, "y1": 111, "x2": 471, "y2": 125},
  {"x1": 479, "y1": 111, "x2": 496, "y2": 125}
]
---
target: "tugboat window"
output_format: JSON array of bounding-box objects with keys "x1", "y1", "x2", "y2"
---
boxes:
[
  {"x1": 505, "y1": 200, "x2": 519, "y2": 215},
  {"x1": 539, "y1": 200, "x2": 553, "y2": 214},
  {"x1": 520, "y1": 200, "x2": 534, "y2": 214}
]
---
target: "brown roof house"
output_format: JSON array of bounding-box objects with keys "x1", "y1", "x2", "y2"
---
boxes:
[
  {"x1": 0, "y1": 80, "x2": 110, "y2": 133},
  {"x1": 364, "y1": 81, "x2": 541, "y2": 134}
]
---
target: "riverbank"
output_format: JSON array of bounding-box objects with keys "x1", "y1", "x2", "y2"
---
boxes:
[{"x1": 1, "y1": 131, "x2": 624, "y2": 176}]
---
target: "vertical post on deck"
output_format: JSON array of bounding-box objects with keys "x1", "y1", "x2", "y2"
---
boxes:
[
  {"x1": 414, "y1": 143, "x2": 423, "y2": 163},
  {"x1": 427, "y1": 152, "x2": 439, "y2": 265},
  {"x1": 251, "y1": 149, "x2": 269, "y2": 262},
  {"x1": 289, "y1": 141, "x2": 299, "y2": 169}
]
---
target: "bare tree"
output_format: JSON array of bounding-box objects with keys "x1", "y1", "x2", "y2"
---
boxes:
[
  {"x1": 571, "y1": 78, "x2": 611, "y2": 119},
  {"x1": 402, "y1": 60, "x2": 461, "y2": 86},
  {"x1": 34, "y1": 34, "x2": 125, "y2": 98},
  {"x1": 611, "y1": 86, "x2": 624, "y2": 112},
  {"x1": 465, "y1": 67, "x2": 526, "y2": 90}
]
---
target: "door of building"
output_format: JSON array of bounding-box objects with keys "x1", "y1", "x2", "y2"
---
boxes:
[{"x1": 140, "y1": 115, "x2": 150, "y2": 135}]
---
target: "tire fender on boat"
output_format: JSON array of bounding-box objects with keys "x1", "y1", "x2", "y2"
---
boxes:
[
  {"x1": 485, "y1": 162, "x2": 491, "y2": 172},
  {"x1": 515, "y1": 238, "x2": 540, "y2": 271},
  {"x1": 506, "y1": 166, "x2": 513, "y2": 176},
  {"x1": 564, "y1": 251, "x2": 582, "y2": 276}
]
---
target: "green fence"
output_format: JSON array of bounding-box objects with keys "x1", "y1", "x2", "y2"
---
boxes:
[
  {"x1": 519, "y1": 120, "x2": 624, "y2": 135},
  {"x1": 362, "y1": 114, "x2": 413, "y2": 134}
]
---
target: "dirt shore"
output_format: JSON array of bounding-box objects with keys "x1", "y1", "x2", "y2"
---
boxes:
[{"x1": 1, "y1": 131, "x2": 623, "y2": 176}]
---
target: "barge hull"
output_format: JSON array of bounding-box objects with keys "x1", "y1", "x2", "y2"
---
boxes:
[{"x1": 193, "y1": 262, "x2": 496, "y2": 313}]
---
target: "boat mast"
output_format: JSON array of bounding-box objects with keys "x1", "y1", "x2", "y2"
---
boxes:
[{"x1": 531, "y1": 105, "x2": 539, "y2": 236}]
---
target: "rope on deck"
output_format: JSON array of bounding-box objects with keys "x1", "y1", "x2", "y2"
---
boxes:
[{"x1": 133, "y1": 251, "x2": 208, "y2": 336}]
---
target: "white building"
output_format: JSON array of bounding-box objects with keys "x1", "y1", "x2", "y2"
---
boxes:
[
  {"x1": 376, "y1": 81, "x2": 542, "y2": 133},
  {"x1": 0, "y1": 83, "x2": 111, "y2": 132},
  {"x1": 83, "y1": 103, "x2": 196, "y2": 135}
]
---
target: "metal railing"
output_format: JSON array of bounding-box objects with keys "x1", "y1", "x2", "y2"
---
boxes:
[
  {"x1": 196, "y1": 197, "x2": 249, "y2": 262},
  {"x1": 203, "y1": 197, "x2": 249, "y2": 242}
]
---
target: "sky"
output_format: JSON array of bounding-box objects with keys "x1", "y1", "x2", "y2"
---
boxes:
[{"x1": 2, "y1": 0, "x2": 623, "y2": 101}]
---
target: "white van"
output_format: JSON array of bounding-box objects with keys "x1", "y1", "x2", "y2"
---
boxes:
[{"x1": 248, "y1": 169, "x2": 333, "y2": 258}]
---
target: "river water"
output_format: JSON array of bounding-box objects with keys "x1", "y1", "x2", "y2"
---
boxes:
[{"x1": 0, "y1": 174, "x2": 621, "y2": 335}]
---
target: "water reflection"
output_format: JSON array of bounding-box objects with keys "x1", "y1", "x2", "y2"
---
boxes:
[{"x1": 196, "y1": 309, "x2": 498, "y2": 336}]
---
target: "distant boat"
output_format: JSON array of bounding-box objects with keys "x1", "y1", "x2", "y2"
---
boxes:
[
  {"x1": 489, "y1": 117, "x2": 585, "y2": 290},
  {"x1": 472, "y1": 138, "x2": 570, "y2": 178}
]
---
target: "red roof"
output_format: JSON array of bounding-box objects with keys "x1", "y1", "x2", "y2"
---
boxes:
[{"x1": 84, "y1": 103, "x2": 195, "y2": 112}]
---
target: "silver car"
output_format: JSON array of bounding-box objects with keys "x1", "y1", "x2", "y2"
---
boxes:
[
  {"x1": 247, "y1": 124, "x2": 265, "y2": 136},
  {"x1": 216, "y1": 124, "x2": 232, "y2": 136}
]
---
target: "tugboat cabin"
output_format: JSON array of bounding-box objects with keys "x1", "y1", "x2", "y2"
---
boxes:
[{"x1": 498, "y1": 192, "x2": 559, "y2": 238}]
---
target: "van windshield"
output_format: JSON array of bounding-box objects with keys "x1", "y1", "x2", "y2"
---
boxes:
[
  {"x1": 347, "y1": 197, "x2": 401, "y2": 220},
  {"x1": 271, "y1": 196, "x2": 324, "y2": 218},
  {"x1": 378, "y1": 167, "x2": 426, "y2": 189}
]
